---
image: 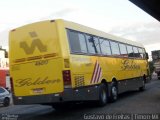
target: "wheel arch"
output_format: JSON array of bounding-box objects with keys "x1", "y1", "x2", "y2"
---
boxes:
[
  {"x1": 101, "y1": 79, "x2": 109, "y2": 88},
  {"x1": 111, "y1": 77, "x2": 118, "y2": 88}
]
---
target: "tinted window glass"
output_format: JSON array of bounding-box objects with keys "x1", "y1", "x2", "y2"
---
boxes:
[
  {"x1": 127, "y1": 45, "x2": 134, "y2": 57},
  {"x1": 99, "y1": 38, "x2": 111, "y2": 55},
  {"x1": 86, "y1": 35, "x2": 101, "y2": 54},
  {"x1": 142, "y1": 48, "x2": 146, "y2": 59},
  {"x1": 110, "y1": 41, "x2": 120, "y2": 55},
  {"x1": 133, "y1": 47, "x2": 140, "y2": 58},
  {"x1": 119, "y1": 43, "x2": 128, "y2": 57},
  {"x1": 67, "y1": 30, "x2": 80, "y2": 53},
  {"x1": 93, "y1": 37, "x2": 101, "y2": 54},
  {"x1": 67, "y1": 30, "x2": 87, "y2": 53},
  {"x1": 78, "y1": 33, "x2": 87, "y2": 53},
  {"x1": 138, "y1": 48, "x2": 145, "y2": 59}
]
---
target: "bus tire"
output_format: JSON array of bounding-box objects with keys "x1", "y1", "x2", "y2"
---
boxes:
[
  {"x1": 139, "y1": 77, "x2": 145, "y2": 91},
  {"x1": 96, "y1": 83, "x2": 108, "y2": 106},
  {"x1": 109, "y1": 82, "x2": 118, "y2": 102}
]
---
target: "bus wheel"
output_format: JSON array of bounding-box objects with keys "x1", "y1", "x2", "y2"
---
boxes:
[
  {"x1": 109, "y1": 83, "x2": 118, "y2": 102},
  {"x1": 139, "y1": 77, "x2": 145, "y2": 91},
  {"x1": 97, "y1": 84, "x2": 108, "y2": 106}
]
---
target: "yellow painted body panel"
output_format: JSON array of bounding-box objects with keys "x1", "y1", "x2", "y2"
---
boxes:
[
  {"x1": 11, "y1": 58, "x2": 63, "y2": 96},
  {"x1": 70, "y1": 55, "x2": 148, "y2": 88},
  {"x1": 9, "y1": 20, "x2": 65, "y2": 96},
  {"x1": 9, "y1": 21, "x2": 61, "y2": 62}
]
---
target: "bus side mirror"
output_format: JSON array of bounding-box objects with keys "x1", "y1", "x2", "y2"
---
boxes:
[{"x1": 146, "y1": 52, "x2": 149, "y2": 59}]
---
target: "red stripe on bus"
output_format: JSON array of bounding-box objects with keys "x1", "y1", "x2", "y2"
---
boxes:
[
  {"x1": 95, "y1": 68, "x2": 102, "y2": 83},
  {"x1": 90, "y1": 61, "x2": 98, "y2": 84},
  {"x1": 93, "y1": 65, "x2": 100, "y2": 83}
]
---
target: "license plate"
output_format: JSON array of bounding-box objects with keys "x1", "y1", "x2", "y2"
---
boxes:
[{"x1": 32, "y1": 88, "x2": 44, "y2": 94}]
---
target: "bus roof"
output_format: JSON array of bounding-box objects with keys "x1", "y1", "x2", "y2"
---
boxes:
[
  {"x1": 11, "y1": 19, "x2": 144, "y2": 48},
  {"x1": 61, "y1": 19, "x2": 144, "y2": 48}
]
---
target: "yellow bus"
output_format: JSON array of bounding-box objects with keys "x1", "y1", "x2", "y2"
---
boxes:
[{"x1": 9, "y1": 19, "x2": 150, "y2": 107}]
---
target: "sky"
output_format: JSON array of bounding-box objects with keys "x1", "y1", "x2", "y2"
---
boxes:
[{"x1": 0, "y1": 0, "x2": 160, "y2": 58}]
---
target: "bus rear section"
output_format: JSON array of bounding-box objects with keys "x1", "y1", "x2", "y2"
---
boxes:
[{"x1": 9, "y1": 20, "x2": 67, "y2": 105}]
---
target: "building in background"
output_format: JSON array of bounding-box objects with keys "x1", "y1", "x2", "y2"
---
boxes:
[
  {"x1": 152, "y1": 50, "x2": 160, "y2": 80},
  {"x1": 0, "y1": 47, "x2": 10, "y2": 90}
]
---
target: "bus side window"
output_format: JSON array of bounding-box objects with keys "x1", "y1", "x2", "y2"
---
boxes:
[
  {"x1": 133, "y1": 47, "x2": 140, "y2": 58},
  {"x1": 86, "y1": 35, "x2": 101, "y2": 54},
  {"x1": 67, "y1": 30, "x2": 87, "y2": 54},
  {"x1": 119, "y1": 43, "x2": 128, "y2": 57},
  {"x1": 67, "y1": 30, "x2": 81, "y2": 53},
  {"x1": 142, "y1": 48, "x2": 146, "y2": 59},
  {"x1": 78, "y1": 33, "x2": 88, "y2": 53},
  {"x1": 138, "y1": 48, "x2": 145, "y2": 59},
  {"x1": 93, "y1": 37, "x2": 101, "y2": 54},
  {"x1": 99, "y1": 38, "x2": 111, "y2": 55},
  {"x1": 127, "y1": 45, "x2": 134, "y2": 58},
  {"x1": 110, "y1": 41, "x2": 120, "y2": 56}
]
